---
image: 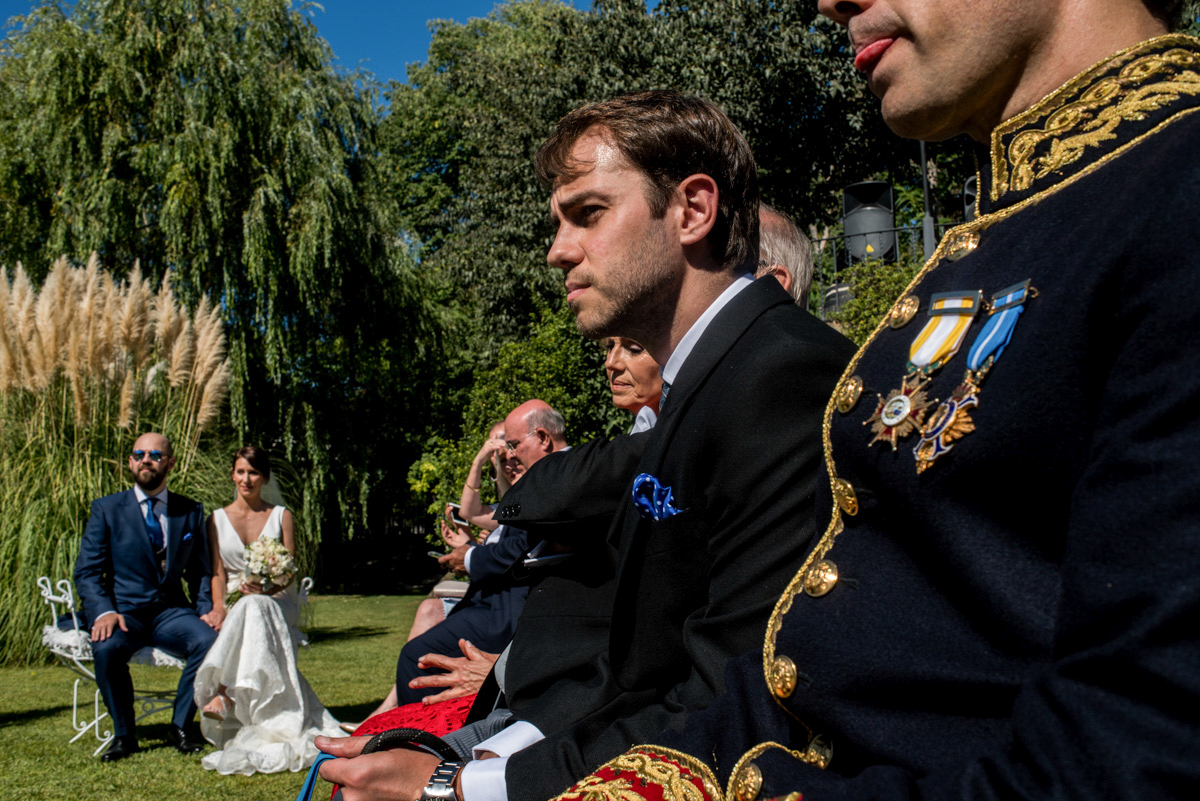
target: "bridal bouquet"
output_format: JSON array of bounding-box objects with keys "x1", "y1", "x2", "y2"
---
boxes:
[{"x1": 245, "y1": 536, "x2": 295, "y2": 590}]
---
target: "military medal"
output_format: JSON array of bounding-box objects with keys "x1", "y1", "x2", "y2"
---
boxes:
[
  {"x1": 914, "y1": 280, "x2": 1034, "y2": 473},
  {"x1": 866, "y1": 291, "x2": 982, "y2": 450}
]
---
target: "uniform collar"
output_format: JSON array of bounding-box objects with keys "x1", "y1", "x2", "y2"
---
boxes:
[{"x1": 978, "y1": 33, "x2": 1200, "y2": 216}]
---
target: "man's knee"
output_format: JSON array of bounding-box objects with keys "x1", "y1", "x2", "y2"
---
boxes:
[{"x1": 91, "y1": 632, "x2": 134, "y2": 670}]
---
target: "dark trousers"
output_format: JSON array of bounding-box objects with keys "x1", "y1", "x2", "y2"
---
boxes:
[
  {"x1": 90, "y1": 605, "x2": 217, "y2": 737},
  {"x1": 394, "y1": 604, "x2": 514, "y2": 706}
]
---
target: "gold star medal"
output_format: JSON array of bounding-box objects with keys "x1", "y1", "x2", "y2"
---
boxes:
[
  {"x1": 913, "y1": 281, "x2": 1034, "y2": 473},
  {"x1": 865, "y1": 375, "x2": 932, "y2": 450},
  {"x1": 866, "y1": 290, "x2": 982, "y2": 450}
]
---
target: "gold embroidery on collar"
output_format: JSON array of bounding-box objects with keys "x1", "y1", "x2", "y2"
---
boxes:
[
  {"x1": 551, "y1": 747, "x2": 722, "y2": 801},
  {"x1": 991, "y1": 35, "x2": 1200, "y2": 201}
]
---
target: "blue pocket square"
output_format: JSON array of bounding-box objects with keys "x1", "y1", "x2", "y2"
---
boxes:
[
  {"x1": 632, "y1": 473, "x2": 683, "y2": 521},
  {"x1": 181, "y1": 532, "x2": 192, "y2": 543}
]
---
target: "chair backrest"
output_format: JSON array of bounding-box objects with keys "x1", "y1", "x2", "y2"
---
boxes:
[{"x1": 37, "y1": 576, "x2": 82, "y2": 630}]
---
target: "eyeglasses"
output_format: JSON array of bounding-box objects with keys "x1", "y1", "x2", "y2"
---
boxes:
[
  {"x1": 131, "y1": 449, "x2": 167, "y2": 462},
  {"x1": 504, "y1": 431, "x2": 538, "y2": 451}
]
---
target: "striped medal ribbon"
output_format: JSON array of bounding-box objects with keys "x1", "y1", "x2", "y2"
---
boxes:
[
  {"x1": 866, "y1": 290, "x2": 983, "y2": 450},
  {"x1": 914, "y1": 280, "x2": 1034, "y2": 473}
]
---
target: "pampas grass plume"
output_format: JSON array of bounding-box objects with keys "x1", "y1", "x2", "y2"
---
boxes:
[{"x1": 196, "y1": 358, "x2": 229, "y2": 431}]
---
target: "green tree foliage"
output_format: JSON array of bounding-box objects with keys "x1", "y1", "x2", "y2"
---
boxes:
[
  {"x1": 408, "y1": 303, "x2": 625, "y2": 533},
  {"x1": 825, "y1": 256, "x2": 921, "y2": 346},
  {"x1": 0, "y1": 0, "x2": 439, "y2": 557}
]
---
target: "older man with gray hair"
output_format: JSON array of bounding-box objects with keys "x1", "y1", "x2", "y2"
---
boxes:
[{"x1": 755, "y1": 204, "x2": 813, "y2": 304}]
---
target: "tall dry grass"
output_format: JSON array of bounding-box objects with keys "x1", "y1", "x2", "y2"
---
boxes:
[{"x1": 0, "y1": 256, "x2": 234, "y2": 664}]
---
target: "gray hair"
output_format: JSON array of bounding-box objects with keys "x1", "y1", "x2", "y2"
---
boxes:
[
  {"x1": 525, "y1": 406, "x2": 566, "y2": 442},
  {"x1": 757, "y1": 205, "x2": 813, "y2": 304}
]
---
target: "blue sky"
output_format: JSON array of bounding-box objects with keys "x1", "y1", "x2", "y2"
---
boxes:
[{"x1": 0, "y1": 1, "x2": 541, "y2": 84}]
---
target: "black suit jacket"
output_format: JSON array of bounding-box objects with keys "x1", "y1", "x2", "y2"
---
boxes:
[
  {"x1": 448, "y1": 524, "x2": 532, "y2": 636},
  {"x1": 496, "y1": 277, "x2": 855, "y2": 800},
  {"x1": 74, "y1": 488, "x2": 211, "y2": 621}
]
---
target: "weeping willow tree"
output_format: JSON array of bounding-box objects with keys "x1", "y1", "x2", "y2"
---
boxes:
[
  {"x1": 0, "y1": 0, "x2": 440, "y2": 566},
  {"x1": 0, "y1": 256, "x2": 255, "y2": 664}
]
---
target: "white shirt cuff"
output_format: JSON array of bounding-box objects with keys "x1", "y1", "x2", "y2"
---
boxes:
[
  {"x1": 473, "y1": 721, "x2": 545, "y2": 758},
  {"x1": 464, "y1": 544, "x2": 475, "y2": 575},
  {"x1": 93, "y1": 611, "x2": 116, "y2": 622},
  {"x1": 460, "y1": 758, "x2": 509, "y2": 801}
]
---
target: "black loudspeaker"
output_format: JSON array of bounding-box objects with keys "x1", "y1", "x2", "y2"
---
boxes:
[
  {"x1": 963, "y1": 175, "x2": 978, "y2": 222},
  {"x1": 842, "y1": 181, "x2": 896, "y2": 263}
]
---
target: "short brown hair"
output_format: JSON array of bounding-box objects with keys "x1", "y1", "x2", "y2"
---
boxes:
[
  {"x1": 232, "y1": 445, "x2": 272, "y2": 482},
  {"x1": 535, "y1": 90, "x2": 760, "y2": 273}
]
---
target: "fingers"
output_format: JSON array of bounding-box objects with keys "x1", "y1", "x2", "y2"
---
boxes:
[
  {"x1": 416, "y1": 652, "x2": 460, "y2": 671},
  {"x1": 117, "y1": 614, "x2": 128, "y2": 632},
  {"x1": 316, "y1": 734, "x2": 367, "y2": 758},
  {"x1": 421, "y1": 686, "x2": 468, "y2": 705},
  {"x1": 458, "y1": 639, "x2": 481, "y2": 659}
]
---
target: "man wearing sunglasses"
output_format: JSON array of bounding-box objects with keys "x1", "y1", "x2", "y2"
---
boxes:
[{"x1": 74, "y1": 431, "x2": 216, "y2": 761}]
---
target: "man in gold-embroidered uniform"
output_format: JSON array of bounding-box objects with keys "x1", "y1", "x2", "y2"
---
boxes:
[{"x1": 552, "y1": 1, "x2": 1200, "y2": 799}]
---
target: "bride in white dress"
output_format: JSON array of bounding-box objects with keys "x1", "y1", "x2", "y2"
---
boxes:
[{"x1": 194, "y1": 446, "x2": 342, "y2": 775}]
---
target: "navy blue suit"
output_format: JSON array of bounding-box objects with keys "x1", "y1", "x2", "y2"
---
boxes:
[
  {"x1": 74, "y1": 488, "x2": 216, "y2": 737},
  {"x1": 394, "y1": 525, "x2": 532, "y2": 704}
]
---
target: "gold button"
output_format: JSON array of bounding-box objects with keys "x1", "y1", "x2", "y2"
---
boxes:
[
  {"x1": 944, "y1": 231, "x2": 981, "y2": 261},
  {"x1": 835, "y1": 376, "x2": 864, "y2": 414},
  {"x1": 803, "y1": 560, "x2": 839, "y2": 597},
  {"x1": 769, "y1": 655, "x2": 798, "y2": 698},
  {"x1": 803, "y1": 735, "x2": 833, "y2": 769},
  {"x1": 832, "y1": 478, "x2": 858, "y2": 516},
  {"x1": 733, "y1": 762, "x2": 763, "y2": 801},
  {"x1": 888, "y1": 295, "x2": 919, "y2": 328}
]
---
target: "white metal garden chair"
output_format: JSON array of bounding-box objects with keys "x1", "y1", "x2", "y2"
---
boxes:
[{"x1": 37, "y1": 574, "x2": 314, "y2": 756}]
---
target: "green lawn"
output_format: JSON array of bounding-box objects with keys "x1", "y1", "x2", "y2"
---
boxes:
[{"x1": 3, "y1": 594, "x2": 421, "y2": 801}]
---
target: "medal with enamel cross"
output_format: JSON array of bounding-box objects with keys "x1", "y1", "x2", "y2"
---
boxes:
[
  {"x1": 913, "y1": 280, "x2": 1035, "y2": 473},
  {"x1": 866, "y1": 290, "x2": 983, "y2": 451},
  {"x1": 865, "y1": 375, "x2": 932, "y2": 450}
]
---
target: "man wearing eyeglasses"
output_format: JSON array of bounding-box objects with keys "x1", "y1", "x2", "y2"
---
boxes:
[
  {"x1": 74, "y1": 431, "x2": 216, "y2": 762},
  {"x1": 392, "y1": 401, "x2": 570, "y2": 708}
]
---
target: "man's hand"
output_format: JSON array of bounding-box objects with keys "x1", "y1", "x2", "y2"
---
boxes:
[
  {"x1": 200, "y1": 608, "x2": 226, "y2": 631},
  {"x1": 90, "y1": 613, "x2": 127, "y2": 642},
  {"x1": 438, "y1": 544, "x2": 470, "y2": 577},
  {"x1": 316, "y1": 736, "x2": 443, "y2": 801},
  {"x1": 440, "y1": 518, "x2": 471, "y2": 549},
  {"x1": 411, "y1": 639, "x2": 499, "y2": 704}
]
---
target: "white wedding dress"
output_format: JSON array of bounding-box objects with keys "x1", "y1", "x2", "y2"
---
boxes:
[{"x1": 195, "y1": 505, "x2": 342, "y2": 775}]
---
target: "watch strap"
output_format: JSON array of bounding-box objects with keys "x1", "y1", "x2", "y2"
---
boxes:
[{"x1": 420, "y1": 760, "x2": 464, "y2": 801}]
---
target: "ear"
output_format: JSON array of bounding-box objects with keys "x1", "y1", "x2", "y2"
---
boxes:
[
  {"x1": 676, "y1": 173, "x2": 718, "y2": 247},
  {"x1": 764, "y1": 264, "x2": 793, "y2": 294}
]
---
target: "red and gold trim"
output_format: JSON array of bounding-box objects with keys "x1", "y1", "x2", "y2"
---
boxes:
[{"x1": 550, "y1": 746, "x2": 722, "y2": 801}]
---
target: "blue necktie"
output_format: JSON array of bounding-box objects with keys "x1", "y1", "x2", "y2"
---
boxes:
[
  {"x1": 144, "y1": 497, "x2": 164, "y2": 552},
  {"x1": 659, "y1": 381, "x2": 671, "y2": 412}
]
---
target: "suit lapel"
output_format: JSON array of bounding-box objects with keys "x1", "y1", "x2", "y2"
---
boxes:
[
  {"x1": 612, "y1": 277, "x2": 791, "y2": 562},
  {"x1": 163, "y1": 492, "x2": 186, "y2": 577}
]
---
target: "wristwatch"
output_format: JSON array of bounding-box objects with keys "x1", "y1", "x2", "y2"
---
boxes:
[{"x1": 420, "y1": 760, "x2": 464, "y2": 801}]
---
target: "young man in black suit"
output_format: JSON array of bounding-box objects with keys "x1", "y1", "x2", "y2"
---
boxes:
[
  {"x1": 545, "y1": 2, "x2": 1200, "y2": 801},
  {"x1": 74, "y1": 431, "x2": 216, "y2": 761},
  {"x1": 319, "y1": 91, "x2": 855, "y2": 801}
]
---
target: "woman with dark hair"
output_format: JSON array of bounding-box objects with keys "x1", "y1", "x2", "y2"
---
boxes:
[{"x1": 193, "y1": 447, "x2": 342, "y2": 774}]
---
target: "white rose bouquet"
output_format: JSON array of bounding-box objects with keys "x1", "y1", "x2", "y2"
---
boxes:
[{"x1": 245, "y1": 536, "x2": 295, "y2": 591}]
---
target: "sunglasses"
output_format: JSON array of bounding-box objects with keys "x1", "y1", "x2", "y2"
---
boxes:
[{"x1": 131, "y1": 449, "x2": 167, "y2": 462}]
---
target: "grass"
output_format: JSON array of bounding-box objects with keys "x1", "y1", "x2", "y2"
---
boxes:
[{"x1": 3, "y1": 594, "x2": 421, "y2": 801}]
